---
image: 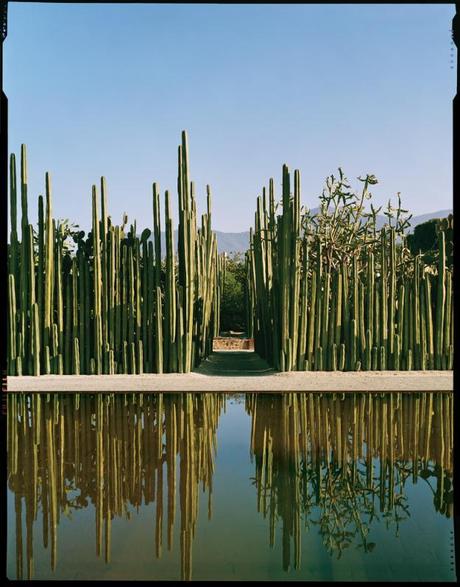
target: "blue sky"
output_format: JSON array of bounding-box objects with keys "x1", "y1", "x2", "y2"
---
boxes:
[{"x1": 5, "y1": 3, "x2": 456, "y2": 232}]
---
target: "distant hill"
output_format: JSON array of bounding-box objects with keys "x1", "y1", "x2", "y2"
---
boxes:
[
  {"x1": 147, "y1": 209, "x2": 452, "y2": 255},
  {"x1": 214, "y1": 209, "x2": 452, "y2": 254},
  {"x1": 408, "y1": 210, "x2": 452, "y2": 227},
  {"x1": 214, "y1": 232, "x2": 251, "y2": 255},
  {"x1": 146, "y1": 230, "x2": 250, "y2": 255}
]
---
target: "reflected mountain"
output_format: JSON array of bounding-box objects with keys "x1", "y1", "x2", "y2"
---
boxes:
[{"x1": 245, "y1": 392, "x2": 453, "y2": 572}]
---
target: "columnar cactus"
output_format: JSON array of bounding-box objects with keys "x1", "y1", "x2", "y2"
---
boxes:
[
  {"x1": 247, "y1": 165, "x2": 453, "y2": 371},
  {"x1": 7, "y1": 133, "x2": 221, "y2": 375}
]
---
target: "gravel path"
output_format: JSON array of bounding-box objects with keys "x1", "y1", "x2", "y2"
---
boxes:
[{"x1": 7, "y1": 351, "x2": 453, "y2": 392}]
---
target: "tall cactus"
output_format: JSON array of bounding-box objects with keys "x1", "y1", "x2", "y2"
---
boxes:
[
  {"x1": 247, "y1": 165, "x2": 453, "y2": 372},
  {"x1": 7, "y1": 132, "x2": 221, "y2": 376},
  {"x1": 435, "y1": 231, "x2": 446, "y2": 369},
  {"x1": 6, "y1": 141, "x2": 452, "y2": 376}
]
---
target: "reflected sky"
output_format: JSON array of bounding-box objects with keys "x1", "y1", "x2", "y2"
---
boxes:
[{"x1": 7, "y1": 392, "x2": 455, "y2": 581}]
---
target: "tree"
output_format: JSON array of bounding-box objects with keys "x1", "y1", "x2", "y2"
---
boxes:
[
  {"x1": 220, "y1": 252, "x2": 247, "y2": 333},
  {"x1": 407, "y1": 215, "x2": 453, "y2": 266}
]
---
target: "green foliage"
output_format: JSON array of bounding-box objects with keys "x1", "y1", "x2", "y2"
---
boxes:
[
  {"x1": 407, "y1": 215, "x2": 453, "y2": 266},
  {"x1": 407, "y1": 218, "x2": 437, "y2": 256},
  {"x1": 33, "y1": 218, "x2": 80, "y2": 259},
  {"x1": 247, "y1": 392, "x2": 453, "y2": 568},
  {"x1": 220, "y1": 252, "x2": 246, "y2": 332},
  {"x1": 247, "y1": 166, "x2": 453, "y2": 372}
]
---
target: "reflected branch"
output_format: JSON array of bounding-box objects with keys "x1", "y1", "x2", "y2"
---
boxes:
[{"x1": 245, "y1": 392, "x2": 453, "y2": 571}]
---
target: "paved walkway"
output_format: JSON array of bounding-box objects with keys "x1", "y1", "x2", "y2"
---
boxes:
[
  {"x1": 6, "y1": 351, "x2": 453, "y2": 392},
  {"x1": 195, "y1": 351, "x2": 274, "y2": 376}
]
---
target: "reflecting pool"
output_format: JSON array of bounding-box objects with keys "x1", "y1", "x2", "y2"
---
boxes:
[{"x1": 7, "y1": 392, "x2": 455, "y2": 581}]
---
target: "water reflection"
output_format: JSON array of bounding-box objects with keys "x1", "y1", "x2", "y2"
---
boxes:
[
  {"x1": 7, "y1": 393, "x2": 225, "y2": 580},
  {"x1": 246, "y1": 392, "x2": 453, "y2": 571},
  {"x1": 7, "y1": 392, "x2": 453, "y2": 581}
]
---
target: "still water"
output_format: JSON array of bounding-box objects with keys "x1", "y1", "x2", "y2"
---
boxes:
[{"x1": 7, "y1": 392, "x2": 455, "y2": 581}]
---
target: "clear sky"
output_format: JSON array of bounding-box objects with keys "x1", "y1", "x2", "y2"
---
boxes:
[{"x1": 5, "y1": 3, "x2": 456, "y2": 233}]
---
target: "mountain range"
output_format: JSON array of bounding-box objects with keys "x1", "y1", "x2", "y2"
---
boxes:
[{"x1": 149, "y1": 209, "x2": 452, "y2": 255}]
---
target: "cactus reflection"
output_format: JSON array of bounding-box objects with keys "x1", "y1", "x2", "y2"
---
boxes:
[
  {"x1": 8, "y1": 392, "x2": 453, "y2": 580},
  {"x1": 7, "y1": 393, "x2": 225, "y2": 580},
  {"x1": 246, "y1": 392, "x2": 453, "y2": 571}
]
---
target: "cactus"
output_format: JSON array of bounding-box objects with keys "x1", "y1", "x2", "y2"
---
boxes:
[
  {"x1": 8, "y1": 275, "x2": 17, "y2": 375},
  {"x1": 73, "y1": 338, "x2": 80, "y2": 375},
  {"x1": 6, "y1": 140, "x2": 452, "y2": 376},
  {"x1": 7, "y1": 133, "x2": 221, "y2": 376},
  {"x1": 435, "y1": 231, "x2": 446, "y2": 369},
  {"x1": 371, "y1": 346, "x2": 378, "y2": 371},
  {"x1": 394, "y1": 333, "x2": 400, "y2": 371},
  {"x1": 247, "y1": 165, "x2": 453, "y2": 372},
  {"x1": 338, "y1": 343, "x2": 346, "y2": 371},
  {"x1": 44, "y1": 173, "x2": 54, "y2": 359}
]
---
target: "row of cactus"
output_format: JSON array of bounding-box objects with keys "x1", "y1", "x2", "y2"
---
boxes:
[
  {"x1": 246, "y1": 392, "x2": 453, "y2": 569},
  {"x1": 7, "y1": 132, "x2": 221, "y2": 376},
  {"x1": 8, "y1": 393, "x2": 225, "y2": 580},
  {"x1": 247, "y1": 166, "x2": 453, "y2": 371}
]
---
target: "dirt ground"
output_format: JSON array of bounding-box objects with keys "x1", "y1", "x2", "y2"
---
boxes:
[{"x1": 7, "y1": 351, "x2": 453, "y2": 392}]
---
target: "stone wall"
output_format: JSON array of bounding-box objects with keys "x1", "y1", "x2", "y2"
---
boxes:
[{"x1": 212, "y1": 337, "x2": 254, "y2": 351}]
